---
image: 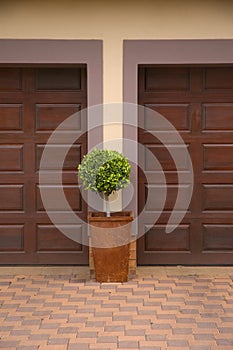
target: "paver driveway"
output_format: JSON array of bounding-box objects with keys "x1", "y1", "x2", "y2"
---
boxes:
[{"x1": 0, "y1": 267, "x2": 232, "y2": 350}]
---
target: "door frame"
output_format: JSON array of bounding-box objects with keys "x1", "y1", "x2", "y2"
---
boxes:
[
  {"x1": 122, "y1": 39, "x2": 233, "y2": 261},
  {"x1": 0, "y1": 40, "x2": 103, "y2": 264}
]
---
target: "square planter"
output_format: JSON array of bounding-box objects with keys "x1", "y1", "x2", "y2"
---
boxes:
[{"x1": 88, "y1": 211, "x2": 133, "y2": 282}]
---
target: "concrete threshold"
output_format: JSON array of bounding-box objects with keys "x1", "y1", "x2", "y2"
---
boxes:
[
  {"x1": 137, "y1": 265, "x2": 233, "y2": 277},
  {"x1": 0, "y1": 266, "x2": 90, "y2": 277},
  {"x1": 0, "y1": 265, "x2": 232, "y2": 277}
]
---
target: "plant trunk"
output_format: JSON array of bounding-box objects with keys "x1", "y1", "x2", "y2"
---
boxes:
[{"x1": 105, "y1": 194, "x2": 110, "y2": 217}]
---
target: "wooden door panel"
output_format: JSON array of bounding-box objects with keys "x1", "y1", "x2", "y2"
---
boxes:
[
  {"x1": 36, "y1": 67, "x2": 83, "y2": 91},
  {"x1": 202, "y1": 185, "x2": 233, "y2": 211},
  {"x1": 202, "y1": 103, "x2": 233, "y2": 131},
  {"x1": 36, "y1": 144, "x2": 82, "y2": 171},
  {"x1": 0, "y1": 185, "x2": 24, "y2": 211},
  {"x1": 138, "y1": 65, "x2": 233, "y2": 265},
  {"x1": 144, "y1": 144, "x2": 190, "y2": 172},
  {"x1": 143, "y1": 224, "x2": 190, "y2": 252},
  {"x1": 145, "y1": 184, "x2": 191, "y2": 212},
  {"x1": 0, "y1": 145, "x2": 23, "y2": 171},
  {"x1": 204, "y1": 67, "x2": 233, "y2": 90},
  {"x1": 142, "y1": 104, "x2": 191, "y2": 132},
  {"x1": 203, "y1": 224, "x2": 233, "y2": 250},
  {"x1": 36, "y1": 185, "x2": 82, "y2": 212},
  {"x1": 0, "y1": 68, "x2": 22, "y2": 91},
  {"x1": 35, "y1": 104, "x2": 82, "y2": 132},
  {"x1": 37, "y1": 224, "x2": 83, "y2": 251},
  {"x1": 0, "y1": 66, "x2": 88, "y2": 264},
  {"x1": 203, "y1": 144, "x2": 233, "y2": 171},
  {"x1": 0, "y1": 104, "x2": 23, "y2": 130},
  {"x1": 145, "y1": 67, "x2": 190, "y2": 92},
  {"x1": 0, "y1": 225, "x2": 24, "y2": 250}
]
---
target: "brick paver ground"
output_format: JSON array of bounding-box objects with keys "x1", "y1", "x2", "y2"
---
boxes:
[{"x1": 0, "y1": 269, "x2": 232, "y2": 349}]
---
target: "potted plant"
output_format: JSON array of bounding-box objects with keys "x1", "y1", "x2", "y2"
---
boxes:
[{"x1": 78, "y1": 148, "x2": 133, "y2": 282}]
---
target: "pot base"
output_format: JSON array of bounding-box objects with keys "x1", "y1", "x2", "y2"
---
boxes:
[{"x1": 92, "y1": 245, "x2": 130, "y2": 283}]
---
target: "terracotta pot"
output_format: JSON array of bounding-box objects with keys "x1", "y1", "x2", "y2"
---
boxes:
[{"x1": 88, "y1": 211, "x2": 133, "y2": 283}]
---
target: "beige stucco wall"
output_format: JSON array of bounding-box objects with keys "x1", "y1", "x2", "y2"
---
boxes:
[{"x1": 1, "y1": 0, "x2": 233, "y2": 104}]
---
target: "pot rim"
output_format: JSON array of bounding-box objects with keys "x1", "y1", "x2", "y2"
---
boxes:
[{"x1": 88, "y1": 211, "x2": 133, "y2": 222}]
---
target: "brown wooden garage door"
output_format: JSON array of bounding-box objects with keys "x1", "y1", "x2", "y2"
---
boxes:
[
  {"x1": 0, "y1": 66, "x2": 88, "y2": 264},
  {"x1": 138, "y1": 65, "x2": 233, "y2": 265}
]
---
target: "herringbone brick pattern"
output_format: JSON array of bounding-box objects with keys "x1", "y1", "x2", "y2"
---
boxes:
[{"x1": 0, "y1": 272, "x2": 232, "y2": 349}]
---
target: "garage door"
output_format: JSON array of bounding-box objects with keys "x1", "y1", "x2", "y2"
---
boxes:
[
  {"x1": 0, "y1": 66, "x2": 88, "y2": 264},
  {"x1": 138, "y1": 65, "x2": 233, "y2": 265}
]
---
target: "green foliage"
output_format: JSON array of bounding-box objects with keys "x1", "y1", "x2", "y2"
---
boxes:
[{"x1": 78, "y1": 149, "x2": 131, "y2": 196}]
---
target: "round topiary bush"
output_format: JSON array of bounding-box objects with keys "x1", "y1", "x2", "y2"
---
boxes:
[{"x1": 78, "y1": 149, "x2": 131, "y2": 216}]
